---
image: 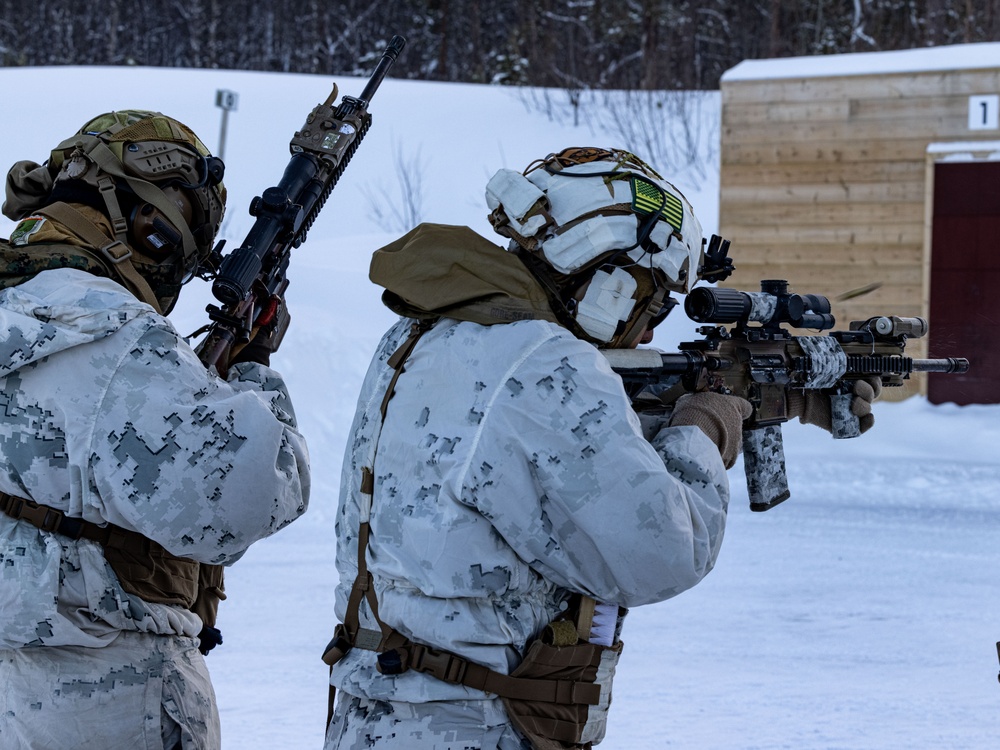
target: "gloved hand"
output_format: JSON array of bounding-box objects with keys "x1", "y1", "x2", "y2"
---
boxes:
[
  {"x1": 786, "y1": 378, "x2": 882, "y2": 434},
  {"x1": 669, "y1": 391, "x2": 753, "y2": 469},
  {"x1": 228, "y1": 326, "x2": 276, "y2": 367},
  {"x1": 227, "y1": 301, "x2": 291, "y2": 368}
]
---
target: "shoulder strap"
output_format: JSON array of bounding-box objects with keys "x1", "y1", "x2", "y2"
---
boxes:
[
  {"x1": 322, "y1": 320, "x2": 602, "y2": 725},
  {"x1": 337, "y1": 320, "x2": 431, "y2": 652},
  {"x1": 35, "y1": 202, "x2": 164, "y2": 313}
]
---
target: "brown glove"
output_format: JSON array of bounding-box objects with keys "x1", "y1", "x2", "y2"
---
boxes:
[
  {"x1": 228, "y1": 327, "x2": 276, "y2": 367},
  {"x1": 227, "y1": 301, "x2": 291, "y2": 368},
  {"x1": 786, "y1": 378, "x2": 883, "y2": 434},
  {"x1": 669, "y1": 391, "x2": 753, "y2": 469}
]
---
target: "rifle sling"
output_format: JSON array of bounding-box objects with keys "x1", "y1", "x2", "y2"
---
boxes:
[{"x1": 325, "y1": 321, "x2": 601, "y2": 728}]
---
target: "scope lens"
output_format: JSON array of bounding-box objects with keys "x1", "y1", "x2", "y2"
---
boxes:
[{"x1": 684, "y1": 287, "x2": 750, "y2": 323}]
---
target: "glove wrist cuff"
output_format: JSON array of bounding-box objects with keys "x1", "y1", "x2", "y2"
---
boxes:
[{"x1": 786, "y1": 390, "x2": 806, "y2": 420}]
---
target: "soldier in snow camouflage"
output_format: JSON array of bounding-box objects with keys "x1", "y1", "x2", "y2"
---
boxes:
[
  {"x1": 323, "y1": 150, "x2": 751, "y2": 749},
  {"x1": 0, "y1": 111, "x2": 309, "y2": 750}
]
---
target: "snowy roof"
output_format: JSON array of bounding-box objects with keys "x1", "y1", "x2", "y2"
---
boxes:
[
  {"x1": 928, "y1": 140, "x2": 1000, "y2": 161},
  {"x1": 722, "y1": 42, "x2": 1000, "y2": 82}
]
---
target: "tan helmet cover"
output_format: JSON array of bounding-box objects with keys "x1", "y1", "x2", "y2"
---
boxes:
[
  {"x1": 56, "y1": 110, "x2": 227, "y2": 263},
  {"x1": 4, "y1": 110, "x2": 226, "y2": 313}
]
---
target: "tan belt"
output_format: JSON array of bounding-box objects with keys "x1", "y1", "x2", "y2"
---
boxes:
[
  {"x1": 0, "y1": 491, "x2": 150, "y2": 554},
  {"x1": 0, "y1": 490, "x2": 226, "y2": 654}
]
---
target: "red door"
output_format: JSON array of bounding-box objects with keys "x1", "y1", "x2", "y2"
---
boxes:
[{"x1": 929, "y1": 161, "x2": 1000, "y2": 405}]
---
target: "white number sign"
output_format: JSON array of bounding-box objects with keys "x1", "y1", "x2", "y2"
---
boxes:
[
  {"x1": 215, "y1": 90, "x2": 239, "y2": 112},
  {"x1": 968, "y1": 94, "x2": 999, "y2": 130}
]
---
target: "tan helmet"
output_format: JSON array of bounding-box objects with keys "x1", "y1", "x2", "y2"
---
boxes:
[
  {"x1": 486, "y1": 147, "x2": 704, "y2": 348},
  {"x1": 4, "y1": 109, "x2": 226, "y2": 313}
]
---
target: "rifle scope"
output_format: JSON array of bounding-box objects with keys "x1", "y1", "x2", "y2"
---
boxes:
[
  {"x1": 210, "y1": 36, "x2": 405, "y2": 307},
  {"x1": 685, "y1": 280, "x2": 836, "y2": 330}
]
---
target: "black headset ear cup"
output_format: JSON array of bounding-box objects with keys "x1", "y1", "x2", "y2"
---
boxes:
[
  {"x1": 205, "y1": 156, "x2": 225, "y2": 186},
  {"x1": 129, "y1": 202, "x2": 183, "y2": 260}
]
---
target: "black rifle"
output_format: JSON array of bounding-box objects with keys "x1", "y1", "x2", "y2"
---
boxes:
[
  {"x1": 605, "y1": 235, "x2": 970, "y2": 511},
  {"x1": 194, "y1": 35, "x2": 406, "y2": 374}
]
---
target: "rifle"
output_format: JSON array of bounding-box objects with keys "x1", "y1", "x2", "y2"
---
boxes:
[
  {"x1": 604, "y1": 235, "x2": 970, "y2": 512},
  {"x1": 194, "y1": 35, "x2": 406, "y2": 375}
]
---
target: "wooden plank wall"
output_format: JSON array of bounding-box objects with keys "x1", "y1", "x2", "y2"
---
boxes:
[{"x1": 719, "y1": 67, "x2": 1000, "y2": 397}]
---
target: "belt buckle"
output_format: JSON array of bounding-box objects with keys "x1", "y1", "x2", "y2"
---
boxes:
[
  {"x1": 40, "y1": 508, "x2": 64, "y2": 533},
  {"x1": 410, "y1": 646, "x2": 467, "y2": 684}
]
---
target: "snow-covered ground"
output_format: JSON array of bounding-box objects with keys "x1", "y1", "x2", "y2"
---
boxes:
[{"x1": 0, "y1": 62, "x2": 996, "y2": 749}]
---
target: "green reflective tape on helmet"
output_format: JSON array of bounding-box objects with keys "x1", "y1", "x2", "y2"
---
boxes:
[{"x1": 630, "y1": 175, "x2": 683, "y2": 232}]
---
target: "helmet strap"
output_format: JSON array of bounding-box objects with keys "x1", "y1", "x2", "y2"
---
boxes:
[
  {"x1": 616, "y1": 284, "x2": 669, "y2": 349},
  {"x1": 515, "y1": 248, "x2": 604, "y2": 344},
  {"x1": 34, "y1": 202, "x2": 164, "y2": 314},
  {"x1": 95, "y1": 174, "x2": 129, "y2": 245},
  {"x1": 65, "y1": 135, "x2": 200, "y2": 273}
]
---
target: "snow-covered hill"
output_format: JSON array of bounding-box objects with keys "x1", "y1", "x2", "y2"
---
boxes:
[{"x1": 1, "y1": 64, "x2": 996, "y2": 749}]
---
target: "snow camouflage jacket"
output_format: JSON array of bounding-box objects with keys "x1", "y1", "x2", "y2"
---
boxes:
[
  {"x1": 332, "y1": 224, "x2": 730, "y2": 703},
  {"x1": 0, "y1": 267, "x2": 310, "y2": 648}
]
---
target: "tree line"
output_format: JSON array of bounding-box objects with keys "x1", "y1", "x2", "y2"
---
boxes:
[{"x1": 1, "y1": 0, "x2": 998, "y2": 90}]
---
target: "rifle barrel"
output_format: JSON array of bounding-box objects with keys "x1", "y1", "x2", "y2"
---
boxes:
[
  {"x1": 912, "y1": 357, "x2": 970, "y2": 374},
  {"x1": 358, "y1": 36, "x2": 407, "y2": 106}
]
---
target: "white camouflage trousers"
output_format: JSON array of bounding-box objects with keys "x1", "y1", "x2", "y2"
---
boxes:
[
  {"x1": 0, "y1": 630, "x2": 220, "y2": 750},
  {"x1": 325, "y1": 693, "x2": 533, "y2": 750}
]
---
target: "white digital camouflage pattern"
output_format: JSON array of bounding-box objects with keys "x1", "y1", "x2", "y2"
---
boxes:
[
  {"x1": 330, "y1": 315, "x2": 730, "y2": 736},
  {"x1": 744, "y1": 291, "x2": 780, "y2": 324},
  {"x1": 795, "y1": 336, "x2": 847, "y2": 389},
  {"x1": 326, "y1": 694, "x2": 531, "y2": 750},
  {"x1": 0, "y1": 268, "x2": 310, "y2": 748},
  {"x1": 830, "y1": 392, "x2": 862, "y2": 439},
  {"x1": 1, "y1": 631, "x2": 218, "y2": 749}
]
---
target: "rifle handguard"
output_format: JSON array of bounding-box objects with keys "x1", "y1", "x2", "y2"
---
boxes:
[{"x1": 196, "y1": 35, "x2": 405, "y2": 375}]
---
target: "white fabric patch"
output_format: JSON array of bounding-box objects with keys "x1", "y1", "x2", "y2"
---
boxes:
[
  {"x1": 530, "y1": 164, "x2": 704, "y2": 291},
  {"x1": 624, "y1": 221, "x2": 692, "y2": 290},
  {"x1": 517, "y1": 214, "x2": 549, "y2": 237},
  {"x1": 485, "y1": 169, "x2": 545, "y2": 221},
  {"x1": 574, "y1": 267, "x2": 638, "y2": 342},
  {"x1": 528, "y1": 163, "x2": 634, "y2": 226},
  {"x1": 541, "y1": 215, "x2": 638, "y2": 274},
  {"x1": 492, "y1": 160, "x2": 705, "y2": 290}
]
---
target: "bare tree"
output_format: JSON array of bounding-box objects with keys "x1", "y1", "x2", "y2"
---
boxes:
[
  {"x1": 361, "y1": 140, "x2": 427, "y2": 233},
  {"x1": 0, "y1": 0, "x2": 998, "y2": 90},
  {"x1": 593, "y1": 88, "x2": 719, "y2": 186}
]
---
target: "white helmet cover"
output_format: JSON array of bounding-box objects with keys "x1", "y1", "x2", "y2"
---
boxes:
[
  {"x1": 485, "y1": 147, "x2": 703, "y2": 347},
  {"x1": 486, "y1": 148, "x2": 704, "y2": 293}
]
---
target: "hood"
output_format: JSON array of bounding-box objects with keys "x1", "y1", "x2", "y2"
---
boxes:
[
  {"x1": 0, "y1": 266, "x2": 152, "y2": 376},
  {"x1": 369, "y1": 223, "x2": 561, "y2": 326}
]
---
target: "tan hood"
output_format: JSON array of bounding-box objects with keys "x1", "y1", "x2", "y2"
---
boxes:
[{"x1": 369, "y1": 223, "x2": 560, "y2": 326}]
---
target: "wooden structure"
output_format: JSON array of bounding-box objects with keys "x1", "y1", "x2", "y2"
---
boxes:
[{"x1": 719, "y1": 43, "x2": 1000, "y2": 403}]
